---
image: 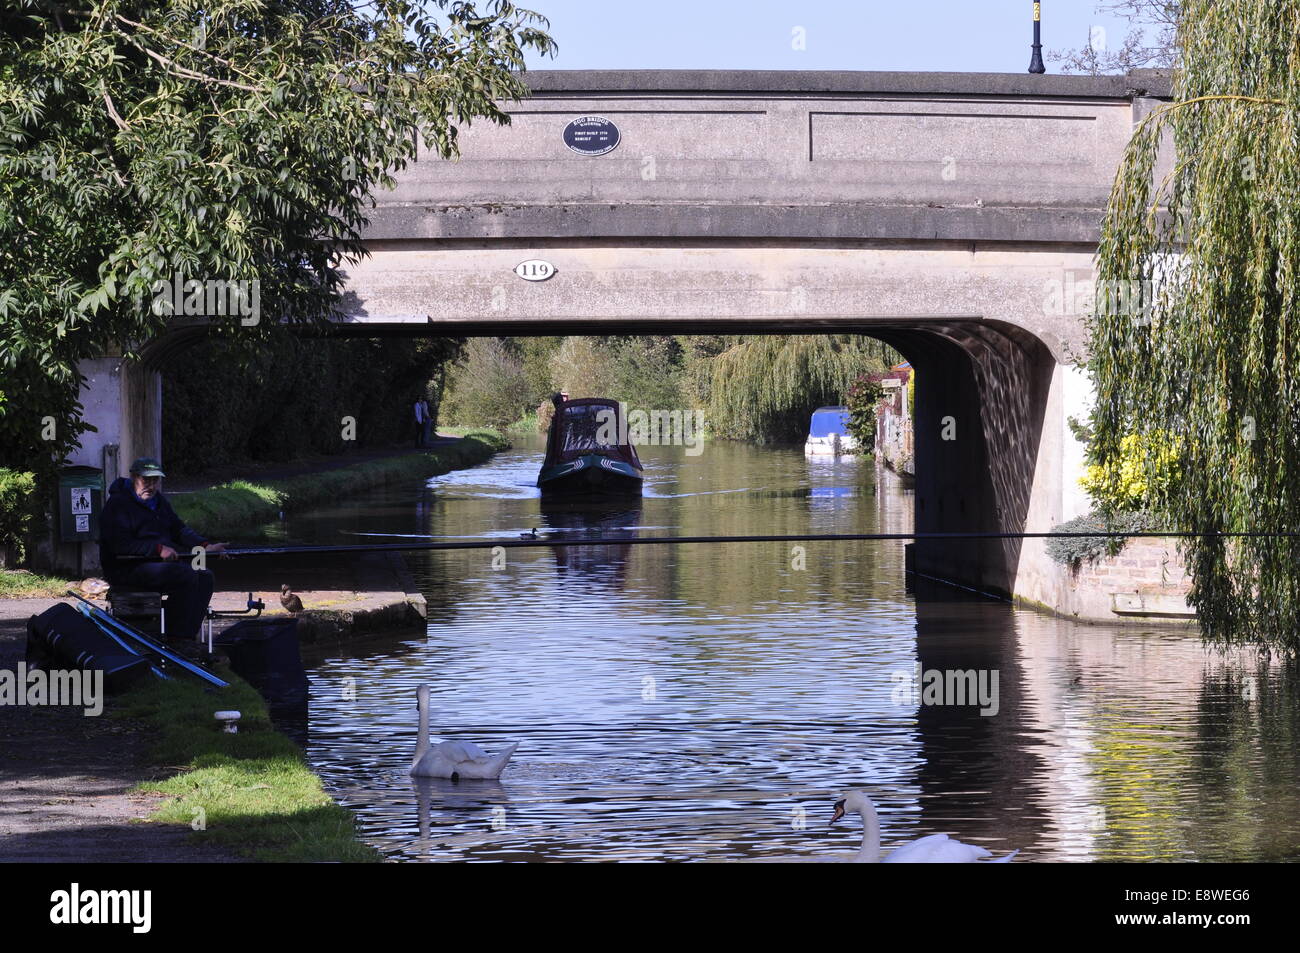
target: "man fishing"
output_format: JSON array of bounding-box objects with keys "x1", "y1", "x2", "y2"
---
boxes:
[{"x1": 99, "y1": 457, "x2": 228, "y2": 641}]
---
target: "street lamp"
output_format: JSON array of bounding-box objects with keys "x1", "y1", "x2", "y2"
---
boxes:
[{"x1": 1029, "y1": 1, "x2": 1046, "y2": 73}]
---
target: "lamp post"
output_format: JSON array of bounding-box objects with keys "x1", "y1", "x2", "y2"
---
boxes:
[{"x1": 1029, "y1": 1, "x2": 1046, "y2": 73}]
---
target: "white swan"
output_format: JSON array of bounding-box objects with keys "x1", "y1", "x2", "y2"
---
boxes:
[
  {"x1": 831, "y1": 790, "x2": 1019, "y2": 863},
  {"x1": 410, "y1": 685, "x2": 518, "y2": 780}
]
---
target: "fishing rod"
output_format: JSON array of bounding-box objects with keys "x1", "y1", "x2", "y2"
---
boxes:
[
  {"x1": 67, "y1": 591, "x2": 230, "y2": 689},
  {"x1": 65, "y1": 605, "x2": 170, "y2": 681},
  {"x1": 131, "y1": 529, "x2": 1300, "y2": 560}
]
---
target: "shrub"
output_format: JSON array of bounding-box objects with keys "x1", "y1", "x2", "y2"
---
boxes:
[
  {"x1": 550, "y1": 336, "x2": 617, "y2": 401},
  {"x1": 536, "y1": 399, "x2": 555, "y2": 434},
  {"x1": 1046, "y1": 509, "x2": 1158, "y2": 567},
  {"x1": 1080, "y1": 431, "x2": 1181, "y2": 512},
  {"x1": 0, "y1": 469, "x2": 38, "y2": 565},
  {"x1": 440, "y1": 338, "x2": 533, "y2": 429},
  {"x1": 845, "y1": 375, "x2": 887, "y2": 453},
  {"x1": 610, "y1": 337, "x2": 684, "y2": 411}
]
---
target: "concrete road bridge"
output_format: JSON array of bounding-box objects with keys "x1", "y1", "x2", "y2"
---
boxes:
[{"x1": 75, "y1": 68, "x2": 1173, "y2": 608}]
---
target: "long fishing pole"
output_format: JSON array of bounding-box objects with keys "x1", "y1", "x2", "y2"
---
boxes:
[
  {"x1": 67, "y1": 605, "x2": 169, "y2": 681},
  {"x1": 159, "y1": 529, "x2": 1300, "y2": 560},
  {"x1": 66, "y1": 591, "x2": 230, "y2": 689}
]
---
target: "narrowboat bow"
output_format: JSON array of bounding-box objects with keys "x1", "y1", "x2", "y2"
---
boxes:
[{"x1": 538, "y1": 397, "x2": 644, "y2": 498}]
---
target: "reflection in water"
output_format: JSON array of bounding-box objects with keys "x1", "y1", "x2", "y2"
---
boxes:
[
  {"x1": 539, "y1": 498, "x2": 642, "y2": 578},
  {"x1": 284, "y1": 436, "x2": 1300, "y2": 862},
  {"x1": 267, "y1": 697, "x2": 310, "y2": 750}
]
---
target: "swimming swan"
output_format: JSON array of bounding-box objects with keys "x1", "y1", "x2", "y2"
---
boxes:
[
  {"x1": 410, "y1": 685, "x2": 518, "y2": 780},
  {"x1": 831, "y1": 790, "x2": 1019, "y2": 863}
]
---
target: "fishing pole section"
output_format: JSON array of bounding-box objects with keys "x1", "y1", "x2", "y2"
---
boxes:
[
  {"x1": 126, "y1": 527, "x2": 1300, "y2": 562},
  {"x1": 65, "y1": 590, "x2": 229, "y2": 689}
]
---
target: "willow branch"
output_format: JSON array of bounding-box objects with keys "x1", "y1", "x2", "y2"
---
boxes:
[
  {"x1": 1135, "y1": 93, "x2": 1290, "y2": 134},
  {"x1": 1124, "y1": 94, "x2": 1292, "y2": 228}
]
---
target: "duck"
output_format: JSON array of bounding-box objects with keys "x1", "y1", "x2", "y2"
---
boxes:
[
  {"x1": 519, "y1": 528, "x2": 539, "y2": 539},
  {"x1": 280, "y1": 584, "x2": 304, "y2": 614},
  {"x1": 830, "y1": 790, "x2": 1019, "y2": 863},
  {"x1": 410, "y1": 684, "x2": 518, "y2": 781}
]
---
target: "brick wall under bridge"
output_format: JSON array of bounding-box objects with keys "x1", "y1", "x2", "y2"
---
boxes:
[{"x1": 75, "y1": 69, "x2": 1183, "y2": 620}]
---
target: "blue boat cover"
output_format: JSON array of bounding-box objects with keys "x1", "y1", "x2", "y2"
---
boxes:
[{"x1": 808, "y1": 407, "x2": 851, "y2": 438}]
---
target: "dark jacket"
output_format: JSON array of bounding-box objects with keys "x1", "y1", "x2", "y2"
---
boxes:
[{"x1": 99, "y1": 477, "x2": 208, "y2": 580}]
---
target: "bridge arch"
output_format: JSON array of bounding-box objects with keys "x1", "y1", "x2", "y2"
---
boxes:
[{"x1": 336, "y1": 235, "x2": 1077, "y2": 599}]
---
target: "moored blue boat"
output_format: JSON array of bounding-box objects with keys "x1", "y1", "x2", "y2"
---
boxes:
[{"x1": 804, "y1": 406, "x2": 859, "y2": 456}]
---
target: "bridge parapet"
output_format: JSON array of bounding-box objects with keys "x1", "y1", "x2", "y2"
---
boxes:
[{"x1": 370, "y1": 69, "x2": 1171, "y2": 244}]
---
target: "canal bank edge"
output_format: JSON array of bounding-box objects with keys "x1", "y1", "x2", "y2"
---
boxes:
[
  {"x1": 118, "y1": 674, "x2": 384, "y2": 862},
  {"x1": 0, "y1": 609, "x2": 379, "y2": 862},
  {"x1": 169, "y1": 431, "x2": 508, "y2": 539},
  {"x1": 1014, "y1": 536, "x2": 1198, "y2": 625},
  {"x1": 184, "y1": 433, "x2": 506, "y2": 641},
  {"x1": 205, "y1": 548, "x2": 431, "y2": 644}
]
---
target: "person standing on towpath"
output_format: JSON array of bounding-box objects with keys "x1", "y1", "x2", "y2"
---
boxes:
[{"x1": 413, "y1": 397, "x2": 427, "y2": 448}]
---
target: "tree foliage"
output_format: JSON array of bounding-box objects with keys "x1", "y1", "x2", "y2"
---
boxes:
[
  {"x1": 844, "y1": 375, "x2": 886, "y2": 454},
  {"x1": 1087, "y1": 0, "x2": 1300, "y2": 651},
  {"x1": 1050, "y1": 1, "x2": 1179, "y2": 75},
  {"x1": 547, "y1": 335, "x2": 616, "y2": 403},
  {"x1": 162, "y1": 332, "x2": 461, "y2": 472},
  {"x1": 609, "y1": 336, "x2": 683, "y2": 412},
  {"x1": 0, "y1": 0, "x2": 554, "y2": 478},
  {"x1": 709, "y1": 335, "x2": 895, "y2": 444},
  {"x1": 0, "y1": 467, "x2": 38, "y2": 563},
  {"x1": 439, "y1": 336, "x2": 531, "y2": 430},
  {"x1": 441, "y1": 333, "x2": 902, "y2": 445}
]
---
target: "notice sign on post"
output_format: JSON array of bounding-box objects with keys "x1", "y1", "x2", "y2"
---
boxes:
[
  {"x1": 58, "y1": 467, "x2": 102, "y2": 543},
  {"x1": 563, "y1": 116, "x2": 620, "y2": 156}
]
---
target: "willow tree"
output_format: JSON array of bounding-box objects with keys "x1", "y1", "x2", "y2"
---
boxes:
[
  {"x1": 1088, "y1": 0, "x2": 1300, "y2": 651},
  {"x1": 708, "y1": 335, "x2": 896, "y2": 443}
]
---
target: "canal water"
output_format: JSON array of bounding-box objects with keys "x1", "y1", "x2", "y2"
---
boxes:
[{"x1": 276, "y1": 436, "x2": 1300, "y2": 862}]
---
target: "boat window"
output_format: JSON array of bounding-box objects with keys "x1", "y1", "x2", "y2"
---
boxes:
[{"x1": 561, "y1": 405, "x2": 619, "y2": 453}]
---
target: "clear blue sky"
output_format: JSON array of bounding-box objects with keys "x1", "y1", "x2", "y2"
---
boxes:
[{"x1": 521, "y1": 1, "x2": 1140, "y2": 74}]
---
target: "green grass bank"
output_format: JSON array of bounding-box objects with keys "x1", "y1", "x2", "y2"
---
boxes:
[
  {"x1": 0, "y1": 568, "x2": 76, "y2": 598},
  {"x1": 172, "y1": 431, "x2": 508, "y2": 539},
  {"x1": 118, "y1": 675, "x2": 382, "y2": 862}
]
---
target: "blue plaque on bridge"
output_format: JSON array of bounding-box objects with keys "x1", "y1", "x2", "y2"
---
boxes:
[{"x1": 563, "y1": 116, "x2": 620, "y2": 156}]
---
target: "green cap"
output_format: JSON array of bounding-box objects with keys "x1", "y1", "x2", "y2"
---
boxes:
[{"x1": 129, "y1": 457, "x2": 166, "y2": 477}]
